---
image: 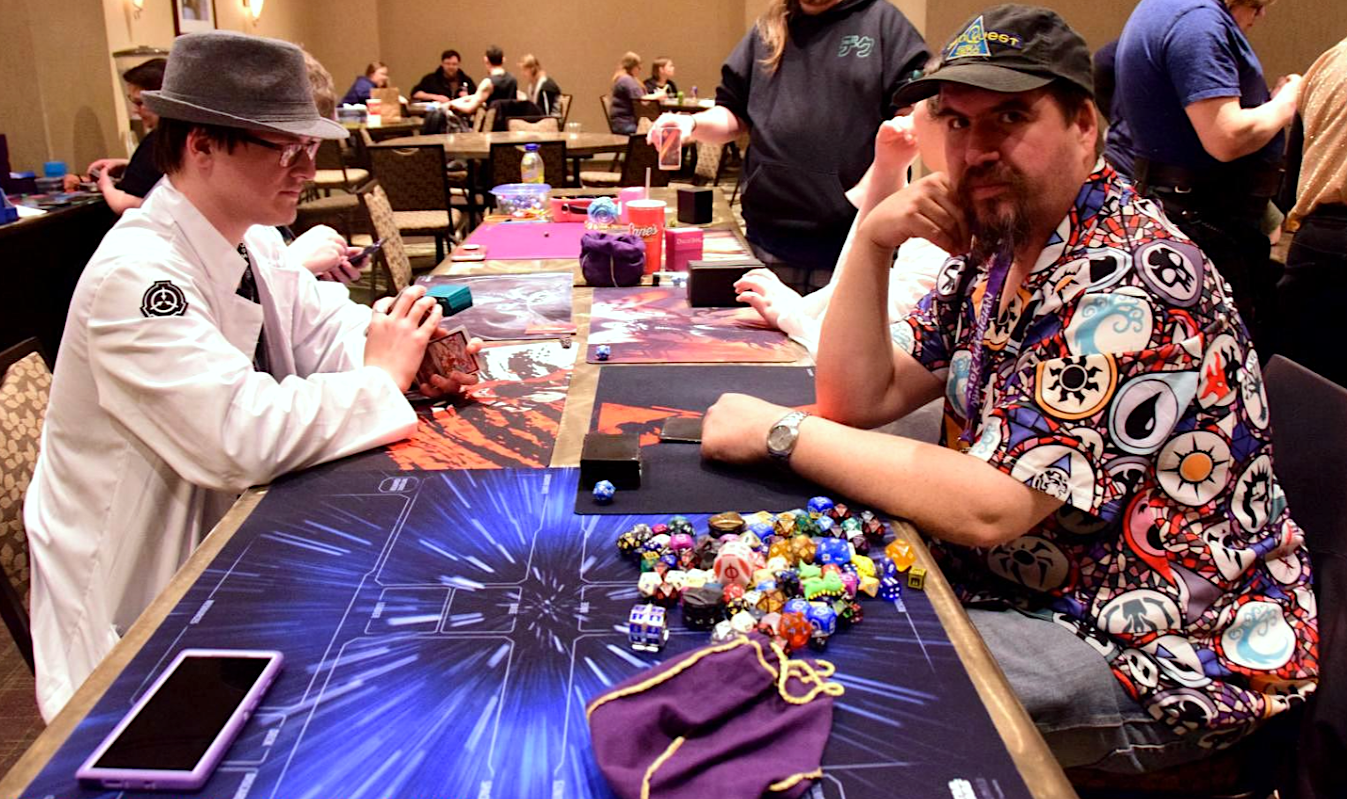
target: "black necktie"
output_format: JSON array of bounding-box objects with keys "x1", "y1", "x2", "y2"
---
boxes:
[{"x1": 236, "y1": 245, "x2": 271, "y2": 375}]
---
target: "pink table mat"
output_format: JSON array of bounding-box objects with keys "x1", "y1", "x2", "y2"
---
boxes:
[{"x1": 462, "y1": 221, "x2": 588, "y2": 260}]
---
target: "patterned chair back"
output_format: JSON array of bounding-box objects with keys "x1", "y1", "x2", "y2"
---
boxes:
[
  {"x1": 619, "y1": 133, "x2": 669, "y2": 188},
  {"x1": 599, "y1": 95, "x2": 614, "y2": 133},
  {"x1": 473, "y1": 106, "x2": 497, "y2": 133},
  {"x1": 490, "y1": 141, "x2": 568, "y2": 190},
  {"x1": 368, "y1": 144, "x2": 452, "y2": 213},
  {"x1": 507, "y1": 118, "x2": 560, "y2": 133},
  {"x1": 694, "y1": 141, "x2": 725, "y2": 185},
  {"x1": 356, "y1": 182, "x2": 413, "y2": 294},
  {"x1": 0, "y1": 337, "x2": 50, "y2": 671}
]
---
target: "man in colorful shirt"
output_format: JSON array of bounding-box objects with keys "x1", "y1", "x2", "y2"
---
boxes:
[{"x1": 700, "y1": 4, "x2": 1317, "y2": 774}]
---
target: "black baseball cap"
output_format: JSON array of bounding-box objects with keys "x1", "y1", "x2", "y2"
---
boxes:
[{"x1": 893, "y1": 4, "x2": 1093, "y2": 107}]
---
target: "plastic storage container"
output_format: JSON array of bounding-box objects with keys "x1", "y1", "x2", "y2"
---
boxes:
[{"x1": 491, "y1": 183, "x2": 552, "y2": 219}]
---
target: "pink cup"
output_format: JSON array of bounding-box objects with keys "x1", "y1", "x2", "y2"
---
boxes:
[
  {"x1": 626, "y1": 199, "x2": 667, "y2": 273},
  {"x1": 618, "y1": 186, "x2": 646, "y2": 222}
]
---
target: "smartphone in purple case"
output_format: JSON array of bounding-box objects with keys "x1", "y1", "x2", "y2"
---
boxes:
[{"x1": 76, "y1": 649, "x2": 284, "y2": 791}]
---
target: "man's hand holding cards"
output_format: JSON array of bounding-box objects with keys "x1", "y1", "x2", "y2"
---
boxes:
[{"x1": 416, "y1": 325, "x2": 483, "y2": 398}]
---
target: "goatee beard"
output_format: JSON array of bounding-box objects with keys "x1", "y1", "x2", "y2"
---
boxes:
[{"x1": 959, "y1": 165, "x2": 1032, "y2": 264}]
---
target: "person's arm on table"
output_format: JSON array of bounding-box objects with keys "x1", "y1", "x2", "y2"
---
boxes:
[
  {"x1": 702, "y1": 396, "x2": 1063, "y2": 547},
  {"x1": 449, "y1": 78, "x2": 494, "y2": 115},
  {"x1": 95, "y1": 168, "x2": 146, "y2": 216},
  {"x1": 84, "y1": 253, "x2": 437, "y2": 492}
]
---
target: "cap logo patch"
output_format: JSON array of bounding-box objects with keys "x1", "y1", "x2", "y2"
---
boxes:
[{"x1": 945, "y1": 15, "x2": 1023, "y2": 60}]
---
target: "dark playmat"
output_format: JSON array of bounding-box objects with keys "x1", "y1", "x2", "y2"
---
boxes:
[
  {"x1": 415, "y1": 272, "x2": 575, "y2": 340},
  {"x1": 578, "y1": 365, "x2": 821, "y2": 513},
  {"x1": 586, "y1": 286, "x2": 801, "y2": 364},
  {"x1": 19, "y1": 468, "x2": 1031, "y2": 799}
]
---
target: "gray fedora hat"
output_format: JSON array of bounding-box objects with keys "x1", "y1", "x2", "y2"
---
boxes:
[{"x1": 143, "y1": 31, "x2": 347, "y2": 140}]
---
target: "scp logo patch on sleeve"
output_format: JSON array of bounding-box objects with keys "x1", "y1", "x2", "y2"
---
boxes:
[{"x1": 141, "y1": 280, "x2": 188, "y2": 317}]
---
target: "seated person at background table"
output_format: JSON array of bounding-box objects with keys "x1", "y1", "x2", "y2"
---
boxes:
[
  {"x1": 518, "y1": 53, "x2": 563, "y2": 118},
  {"x1": 449, "y1": 45, "x2": 518, "y2": 117},
  {"x1": 412, "y1": 49, "x2": 474, "y2": 104},
  {"x1": 70, "y1": 58, "x2": 168, "y2": 215},
  {"x1": 646, "y1": 0, "x2": 930, "y2": 293},
  {"x1": 735, "y1": 100, "x2": 946, "y2": 356},
  {"x1": 25, "y1": 31, "x2": 481, "y2": 722},
  {"x1": 341, "y1": 60, "x2": 389, "y2": 106},
  {"x1": 643, "y1": 56, "x2": 679, "y2": 98},
  {"x1": 701, "y1": 6, "x2": 1317, "y2": 773},
  {"x1": 609, "y1": 51, "x2": 646, "y2": 134}
]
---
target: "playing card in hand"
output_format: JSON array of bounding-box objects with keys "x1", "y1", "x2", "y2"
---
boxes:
[{"x1": 416, "y1": 326, "x2": 479, "y2": 386}]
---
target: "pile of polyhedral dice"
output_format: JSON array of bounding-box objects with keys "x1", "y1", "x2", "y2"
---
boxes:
[{"x1": 618, "y1": 496, "x2": 927, "y2": 654}]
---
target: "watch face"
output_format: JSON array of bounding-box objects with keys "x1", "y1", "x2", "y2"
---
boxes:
[{"x1": 767, "y1": 424, "x2": 795, "y2": 454}]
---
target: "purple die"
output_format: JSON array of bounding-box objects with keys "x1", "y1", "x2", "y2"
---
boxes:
[
  {"x1": 592, "y1": 479, "x2": 616, "y2": 504},
  {"x1": 596, "y1": 344, "x2": 612, "y2": 361},
  {"x1": 879, "y1": 572, "x2": 904, "y2": 602},
  {"x1": 840, "y1": 571, "x2": 859, "y2": 598},
  {"x1": 807, "y1": 496, "x2": 835, "y2": 515},
  {"x1": 669, "y1": 532, "x2": 695, "y2": 552}
]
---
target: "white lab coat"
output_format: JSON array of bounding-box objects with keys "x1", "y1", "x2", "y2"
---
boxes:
[{"x1": 25, "y1": 179, "x2": 417, "y2": 721}]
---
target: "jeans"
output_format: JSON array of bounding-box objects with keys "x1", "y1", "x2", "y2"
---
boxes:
[
  {"x1": 968, "y1": 608, "x2": 1213, "y2": 774},
  {"x1": 1277, "y1": 207, "x2": 1347, "y2": 388}
]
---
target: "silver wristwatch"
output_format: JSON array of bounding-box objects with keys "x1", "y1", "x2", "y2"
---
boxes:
[{"x1": 767, "y1": 410, "x2": 810, "y2": 463}]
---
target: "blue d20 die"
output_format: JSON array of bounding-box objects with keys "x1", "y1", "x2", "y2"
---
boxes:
[{"x1": 805, "y1": 601, "x2": 838, "y2": 637}]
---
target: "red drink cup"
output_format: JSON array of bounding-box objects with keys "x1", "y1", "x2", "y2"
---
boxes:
[{"x1": 626, "y1": 199, "x2": 667, "y2": 273}]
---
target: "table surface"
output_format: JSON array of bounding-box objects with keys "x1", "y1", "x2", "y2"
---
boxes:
[
  {"x1": 373, "y1": 130, "x2": 630, "y2": 160},
  {"x1": 0, "y1": 187, "x2": 1077, "y2": 799}
]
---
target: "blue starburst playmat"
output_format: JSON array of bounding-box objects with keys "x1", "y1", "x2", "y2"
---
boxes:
[{"x1": 21, "y1": 468, "x2": 1032, "y2": 799}]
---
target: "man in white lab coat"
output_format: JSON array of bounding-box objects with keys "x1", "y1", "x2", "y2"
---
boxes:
[{"x1": 24, "y1": 31, "x2": 476, "y2": 721}]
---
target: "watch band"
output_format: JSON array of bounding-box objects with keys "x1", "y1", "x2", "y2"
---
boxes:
[{"x1": 767, "y1": 410, "x2": 810, "y2": 462}]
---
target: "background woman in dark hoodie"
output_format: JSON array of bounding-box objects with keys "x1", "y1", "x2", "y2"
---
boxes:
[{"x1": 648, "y1": 0, "x2": 928, "y2": 292}]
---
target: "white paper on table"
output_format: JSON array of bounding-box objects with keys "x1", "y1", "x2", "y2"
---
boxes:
[{"x1": 15, "y1": 204, "x2": 46, "y2": 218}]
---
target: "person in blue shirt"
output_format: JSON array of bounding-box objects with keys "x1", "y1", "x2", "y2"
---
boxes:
[
  {"x1": 341, "y1": 62, "x2": 388, "y2": 106},
  {"x1": 1108, "y1": 0, "x2": 1300, "y2": 357}
]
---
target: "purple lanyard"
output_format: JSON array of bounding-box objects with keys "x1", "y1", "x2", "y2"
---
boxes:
[{"x1": 959, "y1": 249, "x2": 1013, "y2": 450}]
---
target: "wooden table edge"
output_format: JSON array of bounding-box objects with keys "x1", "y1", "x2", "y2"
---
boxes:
[{"x1": 0, "y1": 489, "x2": 267, "y2": 798}]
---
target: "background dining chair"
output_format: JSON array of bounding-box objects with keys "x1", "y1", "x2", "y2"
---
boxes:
[
  {"x1": 557, "y1": 94, "x2": 573, "y2": 127},
  {"x1": 507, "y1": 117, "x2": 560, "y2": 133},
  {"x1": 355, "y1": 181, "x2": 414, "y2": 296},
  {"x1": 366, "y1": 143, "x2": 463, "y2": 262},
  {"x1": 489, "y1": 141, "x2": 568, "y2": 192},
  {"x1": 310, "y1": 139, "x2": 369, "y2": 197},
  {"x1": 580, "y1": 128, "x2": 668, "y2": 189},
  {"x1": 0, "y1": 337, "x2": 52, "y2": 673},
  {"x1": 599, "y1": 94, "x2": 615, "y2": 133}
]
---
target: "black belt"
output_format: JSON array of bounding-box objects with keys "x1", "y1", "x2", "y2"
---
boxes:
[
  {"x1": 1133, "y1": 157, "x2": 1284, "y2": 199},
  {"x1": 1306, "y1": 203, "x2": 1347, "y2": 222}
]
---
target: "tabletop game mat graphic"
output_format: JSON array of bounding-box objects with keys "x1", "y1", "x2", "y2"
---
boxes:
[
  {"x1": 587, "y1": 286, "x2": 801, "y2": 364},
  {"x1": 21, "y1": 468, "x2": 1031, "y2": 799},
  {"x1": 322, "y1": 341, "x2": 573, "y2": 473},
  {"x1": 415, "y1": 272, "x2": 575, "y2": 340}
]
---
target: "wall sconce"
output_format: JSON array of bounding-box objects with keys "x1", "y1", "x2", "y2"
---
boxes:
[
  {"x1": 129, "y1": 0, "x2": 143, "y2": 18},
  {"x1": 244, "y1": 0, "x2": 264, "y2": 23}
]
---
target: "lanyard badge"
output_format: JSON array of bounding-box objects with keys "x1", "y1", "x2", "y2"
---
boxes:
[{"x1": 958, "y1": 247, "x2": 1013, "y2": 452}]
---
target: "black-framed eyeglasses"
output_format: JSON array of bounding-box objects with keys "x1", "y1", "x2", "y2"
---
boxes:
[{"x1": 237, "y1": 133, "x2": 321, "y2": 167}]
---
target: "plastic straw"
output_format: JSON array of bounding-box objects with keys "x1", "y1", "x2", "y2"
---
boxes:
[{"x1": 645, "y1": 167, "x2": 651, "y2": 198}]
